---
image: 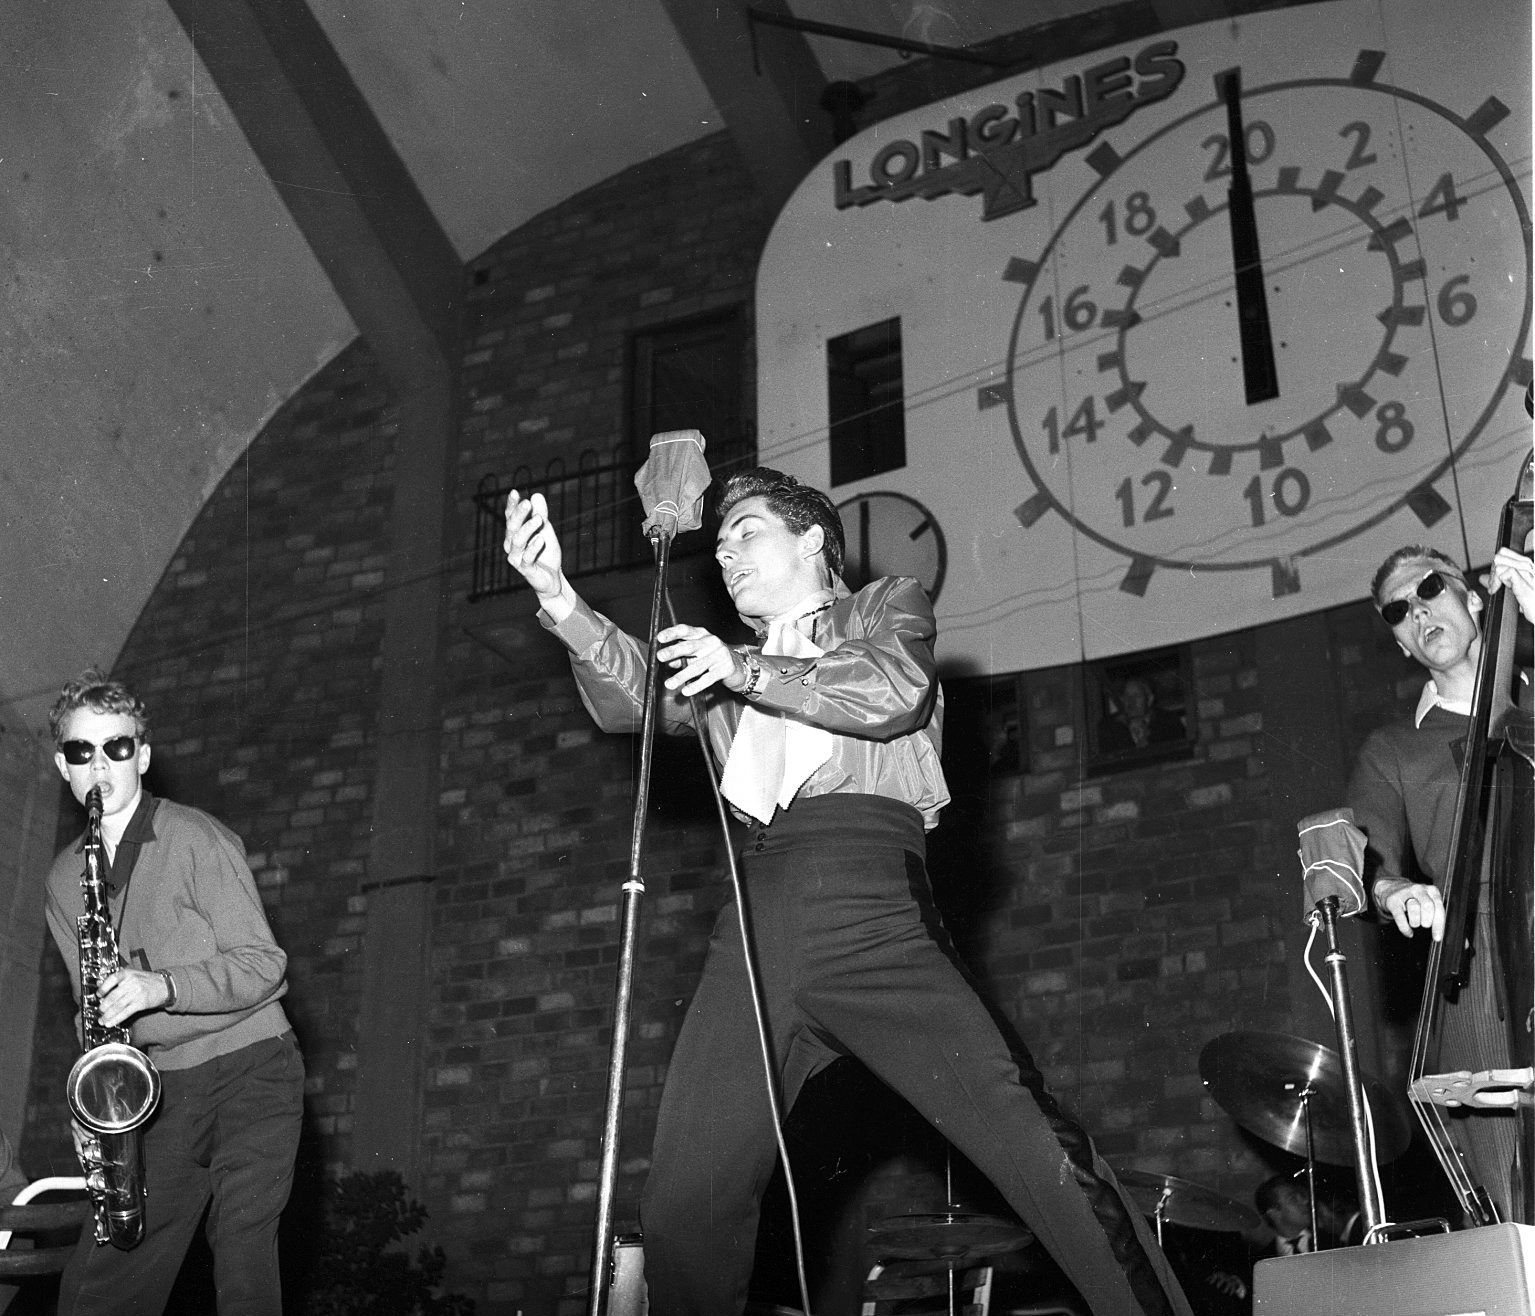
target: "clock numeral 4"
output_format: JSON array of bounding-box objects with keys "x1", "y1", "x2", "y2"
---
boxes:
[{"x1": 1243, "y1": 468, "x2": 1311, "y2": 526}]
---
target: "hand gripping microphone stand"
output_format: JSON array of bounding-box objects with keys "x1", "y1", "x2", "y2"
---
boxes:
[{"x1": 586, "y1": 431, "x2": 711, "y2": 1316}]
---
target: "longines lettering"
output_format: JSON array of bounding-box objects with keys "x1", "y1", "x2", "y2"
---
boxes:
[{"x1": 832, "y1": 40, "x2": 1185, "y2": 221}]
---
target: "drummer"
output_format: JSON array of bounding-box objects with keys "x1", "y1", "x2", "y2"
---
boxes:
[{"x1": 1254, "y1": 1175, "x2": 1359, "y2": 1256}]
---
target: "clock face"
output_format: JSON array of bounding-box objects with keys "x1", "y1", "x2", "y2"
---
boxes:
[
  {"x1": 1003, "y1": 55, "x2": 1531, "y2": 598},
  {"x1": 756, "y1": 0, "x2": 1532, "y2": 674},
  {"x1": 836, "y1": 491, "x2": 947, "y2": 598}
]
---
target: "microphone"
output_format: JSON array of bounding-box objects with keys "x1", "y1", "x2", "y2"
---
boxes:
[
  {"x1": 634, "y1": 429, "x2": 711, "y2": 541},
  {"x1": 1297, "y1": 808, "x2": 1367, "y2": 919}
]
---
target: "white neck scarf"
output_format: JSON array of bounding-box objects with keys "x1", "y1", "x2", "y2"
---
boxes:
[{"x1": 719, "y1": 592, "x2": 836, "y2": 825}]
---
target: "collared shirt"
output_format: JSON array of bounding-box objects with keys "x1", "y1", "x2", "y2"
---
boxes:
[
  {"x1": 543, "y1": 575, "x2": 950, "y2": 828},
  {"x1": 1413, "y1": 678, "x2": 1471, "y2": 727}
]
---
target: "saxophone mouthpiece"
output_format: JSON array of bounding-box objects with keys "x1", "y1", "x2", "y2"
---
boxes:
[{"x1": 86, "y1": 786, "x2": 103, "y2": 821}]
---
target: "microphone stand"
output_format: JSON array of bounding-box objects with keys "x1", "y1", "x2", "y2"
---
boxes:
[
  {"x1": 1314, "y1": 895, "x2": 1386, "y2": 1239},
  {"x1": 587, "y1": 521, "x2": 675, "y2": 1316}
]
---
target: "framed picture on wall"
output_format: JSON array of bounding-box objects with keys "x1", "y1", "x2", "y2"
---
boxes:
[{"x1": 1085, "y1": 646, "x2": 1194, "y2": 773}]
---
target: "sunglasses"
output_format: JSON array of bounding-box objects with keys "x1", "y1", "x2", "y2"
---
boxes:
[
  {"x1": 1379, "y1": 570, "x2": 1448, "y2": 626},
  {"x1": 60, "y1": 735, "x2": 139, "y2": 766}
]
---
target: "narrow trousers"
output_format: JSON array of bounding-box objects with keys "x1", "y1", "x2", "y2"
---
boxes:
[
  {"x1": 641, "y1": 794, "x2": 1192, "y2": 1316},
  {"x1": 59, "y1": 1031, "x2": 304, "y2": 1316}
]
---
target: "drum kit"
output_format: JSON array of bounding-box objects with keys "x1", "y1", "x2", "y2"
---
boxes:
[{"x1": 865, "y1": 1030, "x2": 1412, "y2": 1277}]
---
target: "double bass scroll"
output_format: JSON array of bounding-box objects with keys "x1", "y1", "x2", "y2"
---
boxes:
[{"x1": 1406, "y1": 452, "x2": 1534, "y2": 1227}]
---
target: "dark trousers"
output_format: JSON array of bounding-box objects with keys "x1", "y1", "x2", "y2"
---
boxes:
[
  {"x1": 640, "y1": 794, "x2": 1192, "y2": 1316},
  {"x1": 59, "y1": 1032, "x2": 304, "y2": 1316}
]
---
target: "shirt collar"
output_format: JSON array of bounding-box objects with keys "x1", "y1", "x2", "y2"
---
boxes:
[
  {"x1": 742, "y1": 578, "x2": 848, "y2": 639},
  {"x1": 1414, "y1": 679, "x2": 1471, "y2": 727}
]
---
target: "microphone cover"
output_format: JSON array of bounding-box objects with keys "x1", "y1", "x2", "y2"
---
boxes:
[
  {"x1": 1297, "y1": 808, "x2": 1367, "y2": 919},
  {"x1": 635, "y1": 430, "x2": 711, "y2": 538}
]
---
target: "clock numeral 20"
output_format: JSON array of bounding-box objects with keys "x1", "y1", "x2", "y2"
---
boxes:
[{"x1": 1201, "y1": 121, "x2": 1276, "y2": 180}]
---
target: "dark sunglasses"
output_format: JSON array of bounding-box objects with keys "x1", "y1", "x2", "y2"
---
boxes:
[
  {"x1": 1379, "y1": 570, "x2": 1448, "y2": 626},
  {"x1": 60, "y1": 735, "x2": 138, "y2": 766}
]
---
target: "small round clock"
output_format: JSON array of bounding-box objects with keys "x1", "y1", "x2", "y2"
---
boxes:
[
  {"x1": 835, "y1": 490, "x2": 947, "y2": 599},
  {"x1": 1002, "y1": 48, "x2": 1532, "y2": 599}
]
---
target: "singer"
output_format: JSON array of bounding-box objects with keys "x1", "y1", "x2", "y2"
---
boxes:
[
  {"x1": 42, "y1": 672, "x2": 303, "y2": 1316},
  {"x1": 504, "y1": 467, "x2": 1192, "y2": 1316}
]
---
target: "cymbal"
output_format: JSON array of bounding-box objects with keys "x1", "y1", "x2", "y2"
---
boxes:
[
  {"x1": 868, "y1": 1212, "x2": 1032, "y2": 1263},
  {"x1": 1114, "y1": 1169, "x2": 1261, "y2": 1233},
  {"x1": 1199, "y1": 1031, "x2": 1411, "y2": 1165}
]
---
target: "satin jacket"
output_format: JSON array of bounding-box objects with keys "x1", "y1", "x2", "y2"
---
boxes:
[{"x1": 542, "y1": 574, "x2": 950, "y2": 828}]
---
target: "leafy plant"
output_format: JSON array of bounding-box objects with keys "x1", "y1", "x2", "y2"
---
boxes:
[{"x1": 296, "y1": 1169, "x2": 475, "y2": 1316}]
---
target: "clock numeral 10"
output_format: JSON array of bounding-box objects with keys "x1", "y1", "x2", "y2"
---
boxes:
[{"x1": 1243, "y1": 468, "x2": 1311, "y2": 526}]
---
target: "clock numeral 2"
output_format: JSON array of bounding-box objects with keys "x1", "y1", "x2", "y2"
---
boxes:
[
  {"x1": 1115, "y1": 471, "x2": 1176, "y2": 527},
  {"x1": 1243, "y1": 468, "x2": 1311, "y2": 526}
]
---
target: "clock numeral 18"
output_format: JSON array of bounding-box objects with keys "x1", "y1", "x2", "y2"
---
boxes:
[{"x1": 1243, "y1": 468, "x2": 1311, "y2": 526}]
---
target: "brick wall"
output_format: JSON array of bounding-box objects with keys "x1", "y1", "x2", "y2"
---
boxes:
[{"x1": 23, "y1": 117, "x2": 1440, "y2": 1315}]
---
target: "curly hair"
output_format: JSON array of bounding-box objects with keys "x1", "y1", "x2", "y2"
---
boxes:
[
  {"x1": 716, "y1": 467, "x2": 846, "y2": 580},
  {"x1": 48, "y1": 669, "x2": 148, "y2": 747},
  {"x1": 1368, "y1": 545, "x2": 1466, "y2": 608}
]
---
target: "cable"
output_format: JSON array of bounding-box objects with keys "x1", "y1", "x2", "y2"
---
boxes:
[{"x1": 663, "y1": 588, "x2": 815, "y2": 1316}]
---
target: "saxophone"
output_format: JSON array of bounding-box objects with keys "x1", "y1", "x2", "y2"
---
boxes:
[{"x1": 66, "y1": 785, "x2": 162, "y2": 1249}]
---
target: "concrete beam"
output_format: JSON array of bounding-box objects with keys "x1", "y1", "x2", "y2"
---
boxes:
[
  {"x1": 658, "y1": 0, "x2": 832, "y2": 217},
  {"x1": 162, "y1": 0, "x2": 462, "y2": 385}
]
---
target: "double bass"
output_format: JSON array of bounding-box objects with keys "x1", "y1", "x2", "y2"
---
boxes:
[{"x1": 1406, "y1": 453, "x2": 1534, "y2": 1226}]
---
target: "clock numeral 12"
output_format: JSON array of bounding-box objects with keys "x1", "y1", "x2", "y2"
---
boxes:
[{"x1": 1115, "y1": 471, "x2": 1177, "y2": 527}]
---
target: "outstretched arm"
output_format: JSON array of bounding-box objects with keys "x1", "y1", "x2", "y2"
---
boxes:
[{"x1": 504, "y1": 489, "x2": 578, "y2": 623}]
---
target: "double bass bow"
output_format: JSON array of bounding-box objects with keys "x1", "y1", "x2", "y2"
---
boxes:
[{"x1": 1406, "y1": 452, "x2": 1534, "y2": 1226}]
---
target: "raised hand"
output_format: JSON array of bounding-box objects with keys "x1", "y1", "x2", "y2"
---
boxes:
[{"x1": 504, "y1": 490, "x2": 573, "y2": 616}]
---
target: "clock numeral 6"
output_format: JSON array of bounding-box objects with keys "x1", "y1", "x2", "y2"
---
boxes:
[
  {"x1": 1115, "y1": 470, "x2": 1177, "y2": 527},
  {"x1": 1436, "y1": 274, "x2": 1477, "y2": 327},
  {"x1": 1243, "y1": 468, "x2": 1311, "y2": 526}
]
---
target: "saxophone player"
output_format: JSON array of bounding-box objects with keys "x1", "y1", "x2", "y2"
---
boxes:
[{"x1": 43, "y1": 671, "x2": 303, "y2": 1316}]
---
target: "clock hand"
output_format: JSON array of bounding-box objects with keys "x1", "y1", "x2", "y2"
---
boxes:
[{"x1": 1216, "y1": 67, "x2": 1280, "y2": 405}]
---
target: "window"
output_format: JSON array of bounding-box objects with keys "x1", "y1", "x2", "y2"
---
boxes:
[
  {"x1": 827, "y1": 317, "x2": 906, "y2": 486},
  {"x1": 630, "y1": 309, "x2": 750, "y2": 480}
]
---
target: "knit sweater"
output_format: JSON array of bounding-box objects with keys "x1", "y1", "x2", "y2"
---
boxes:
[{"x1": 45, "y1": 791, "x2": 289, "y2": 1071}]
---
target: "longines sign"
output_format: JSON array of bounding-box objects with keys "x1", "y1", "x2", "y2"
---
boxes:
[{"x1": 831, "y1": 39, "x2": 1186, "y2": 220}]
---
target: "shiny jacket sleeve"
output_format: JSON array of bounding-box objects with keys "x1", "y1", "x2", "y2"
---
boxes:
[
  {"x1": 746, "y1": 576, "x2": 937, "y2": 741},
  {"x1": 541, "y1": 594, "x2": 700, "y2": 736}
]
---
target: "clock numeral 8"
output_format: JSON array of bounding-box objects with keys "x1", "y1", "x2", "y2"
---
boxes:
[
  {"x1": 1242, "y1": 468, "x2": 1311, "y2": 526},
  {"x1": 1374, "y1": 401, "x2": 1414, "y2": 454}
]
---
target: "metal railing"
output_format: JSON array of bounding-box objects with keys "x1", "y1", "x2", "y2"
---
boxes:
[{"x1": 470, "y1": 446, "x2": 752, "y2": 600}]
